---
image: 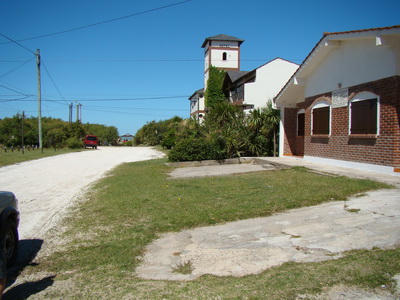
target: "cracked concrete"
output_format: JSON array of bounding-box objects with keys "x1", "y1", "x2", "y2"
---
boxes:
[
  {"x1": 136, "y1": 188, "x2": 400, "y2": 281},
  {"x1": 137, "y1": 157, "x2": 400, "y2": 284}
]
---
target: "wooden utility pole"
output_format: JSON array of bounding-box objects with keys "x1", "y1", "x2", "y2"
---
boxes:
[
  {"x1": 21, "y1": 111, "x2": 25, "y2": 154},
  {"x1": 36, "y1": 49, "x2": 43, "y2": 152}
]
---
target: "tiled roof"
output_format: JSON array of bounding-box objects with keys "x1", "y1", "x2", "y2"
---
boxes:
[
  {"x1": 188, "y1": 88, "x2": 204, "y2": 100},
  {"x1": 226, "y1": 71, "x2": 250, "y2": 83},
  {"x1": 202, "y1": 34, "x2": 244, "y2": 48},
  {"x1": 323, "y1": 25, "x2": 400, "y2": 37},
  {"x1": 274, "y1": 25, "x2": 400, "y2": 104}
]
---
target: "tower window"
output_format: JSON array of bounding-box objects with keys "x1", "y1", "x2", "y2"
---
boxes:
[{"x1": 222, "y1": 52, "x2": 227, "y2": 61}]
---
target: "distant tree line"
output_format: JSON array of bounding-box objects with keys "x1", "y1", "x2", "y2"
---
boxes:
[{"x1": 0, "y1": 114, "x2": 119, "y2": 150}]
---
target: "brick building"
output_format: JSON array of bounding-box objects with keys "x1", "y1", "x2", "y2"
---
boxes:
[{"x1": 274, "y1": 26, "x2": 400, "y2": 175}]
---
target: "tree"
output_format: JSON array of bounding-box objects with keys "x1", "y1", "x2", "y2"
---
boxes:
[
  {"x1": 205, "y1": 102, "x2": 247, "y2": 158},
  {"x1": 0, "y1": 114, "x2": 120, "y2": 149},
  {"x1": 0, "y1": 115, "x2": 22, "y2": 147},
  {"x1": 263, "y1": 102, "x2": 280, "y2": 157},
  {"x1": 205, "y1": 66, "x2": 226, "y2": 109},
  {"x1": 46, "y1": 127, "x2": 66, "y2": 150},
  {"x1": 134, "y1": 116, "x2": 183, "y2": 147}
]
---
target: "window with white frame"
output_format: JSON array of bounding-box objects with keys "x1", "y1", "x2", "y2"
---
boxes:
[
  {"x1": 349, "y1": 92, "x2": 379, "y2": 135},
  {"x1": 312, "y1": 102, "x2": 330, "y2": 135}
]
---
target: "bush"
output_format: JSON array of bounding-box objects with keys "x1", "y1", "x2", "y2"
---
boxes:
[
  {"x1": 66, "y1": 137, "x2": 83, "y2": 149},
  {"x1": 168, "y1": 137, "x2": 225, "y2": 162},
  {"x1": 161, "y1": 130, "x2": 176, "y2": 149}
]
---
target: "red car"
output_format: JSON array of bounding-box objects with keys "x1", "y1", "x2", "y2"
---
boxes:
[{"x1": 83, "y1": 135, "x2": 98, "y2": 149}]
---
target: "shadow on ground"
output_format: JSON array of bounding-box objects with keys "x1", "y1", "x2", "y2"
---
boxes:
[{"x1": 3, "y1": 239, "x2": 56, "y2": 299}]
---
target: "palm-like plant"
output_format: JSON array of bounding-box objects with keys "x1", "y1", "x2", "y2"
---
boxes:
[{"x1": 263, "y1": 102, "x2": 280, "y2": 157}]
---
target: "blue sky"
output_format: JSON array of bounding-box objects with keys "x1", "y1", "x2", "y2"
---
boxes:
[{"x1": 1, "y1": 0, "x2": 399, "y2": 136}]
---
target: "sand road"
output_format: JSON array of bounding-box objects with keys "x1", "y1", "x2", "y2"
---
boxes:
[{"x1": 0, "y1": 147, "x2": 164, "y2": 240}]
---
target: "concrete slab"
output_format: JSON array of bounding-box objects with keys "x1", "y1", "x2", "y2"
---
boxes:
[
  {"x1": 137, "y1": 156, "x2": 400, "y2": 298},
  {"x1": 136, "y1": 188, "x2": 400, "y2": 280},
  {"x1": 254, "y1": 157, "x2": 400, "y2": 188},
  {"x1": 168, "y1": 162, "x2": 275, "y2": 179}
]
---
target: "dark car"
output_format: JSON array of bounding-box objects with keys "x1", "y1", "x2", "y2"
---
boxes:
[
  {"x1": 0, "y1": 191, "x2": 19, "y2": 267},
  {"x1": 83, "y1": 135, "x2": 98, "y2": 149}
]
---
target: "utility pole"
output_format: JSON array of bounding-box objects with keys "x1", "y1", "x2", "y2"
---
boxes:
[
  {"x1": 21, "y1": 111, "x2": 25, "y2": 154},
  {"x1": 76, "y1": 102, "x2": 79, "y2": 123},
  {"x1": 36, "y1": 49, "x2": 43, "y2": 152},
  {"x1": 69, "y1": 102, "x2": 73, "y2": 123},
  {"x1": 75, "y1": 102, "x2": 82, "y2": 123}
]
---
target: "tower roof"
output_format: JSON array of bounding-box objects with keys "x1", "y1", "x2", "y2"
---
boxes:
[{"x1": 201, "y1": 34, "x2": 244, "y2": 48}]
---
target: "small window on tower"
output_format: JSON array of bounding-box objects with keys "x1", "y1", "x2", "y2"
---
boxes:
[{"x1": 222, "y1": 52, "x2": 227, "y2": 61}]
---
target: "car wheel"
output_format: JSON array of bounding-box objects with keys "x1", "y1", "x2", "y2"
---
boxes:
[{"x1": 4, "y1": 219, "x2": 18, "y2": 267}]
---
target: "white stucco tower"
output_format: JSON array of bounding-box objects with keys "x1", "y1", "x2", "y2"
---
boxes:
[{"x1": 201, "y1": 34, "x2": 244, "y2": 89}]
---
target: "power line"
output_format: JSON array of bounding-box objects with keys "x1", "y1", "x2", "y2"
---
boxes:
[
  {"x1": 71, "y1": 96, "x2": 190, "y2": 101},
  {"x1": 0, "y1": 57, "x2": 35, "y2": 79},
  {"x1": 0, "y1": 96, "x2": 32, "y2": 102},
  {"x1": 0, "y1": 58, "x2": 305, "y2": 63},
  {"x1": 84, "y1": 106, "x2": 186, "y2": 117},
  {"x1": 0, "y1": 84, "x2": 34, "y2": 97},
  {"x1": 83, "y1": 104, "x2": 187, "y2": 112},
  {"x1": 0, "y1": 33, "x2": 36, "y2": 55},
  {"x1": 0, "y1": 95, "x2": 190, "y2": 102},
  {"x1": 41, "y1": 60, "x2": 69, "y2": 105},
  {"x1": 0, "y1": 0, "x2": 193, "y2": 44}
]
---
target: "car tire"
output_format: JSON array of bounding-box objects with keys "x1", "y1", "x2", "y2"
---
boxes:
[{"x1": 3, "y1": 219, "x2": 18, "y2": 267}]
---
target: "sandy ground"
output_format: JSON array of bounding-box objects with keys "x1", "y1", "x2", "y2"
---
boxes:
[{"x1": 0, "y1": 146, "x2": 164, "y2": 240}]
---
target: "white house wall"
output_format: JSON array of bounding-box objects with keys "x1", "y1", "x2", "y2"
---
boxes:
[
  {"x1": 204, "y1": 51, "x2": 210, "y2": 74},
  {"x1": 245, "y1": 59, "x2": 298, "y2": 108},
  {"x1": 305, "y1": 38, "x2": 400, "y2": 97},
  {"x1": 210, "y1": 49, "x2": 239, "y2": 70},
  {"x1": 190, "y1": 96, "x2": 205, "y2": 115}
]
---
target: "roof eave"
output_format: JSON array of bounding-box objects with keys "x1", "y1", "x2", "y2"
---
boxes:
[{"x1": 275, "y1": 25, "x2": 400, "y2": 107}]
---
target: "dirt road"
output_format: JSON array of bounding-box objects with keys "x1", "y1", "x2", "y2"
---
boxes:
[{"x1": 0, "y1": 147, "x2": 164, "y2": 240}]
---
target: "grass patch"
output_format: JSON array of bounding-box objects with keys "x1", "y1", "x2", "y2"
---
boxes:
[
  {"x1": 25, "y1": 158, "x2": 395, "y2": 298},
  {"x1": 172, "y1": 261, "x2": 193, "y2": 275},
  {"x1": 0, "y1": 147, "x2": 87, "y2": 167}
]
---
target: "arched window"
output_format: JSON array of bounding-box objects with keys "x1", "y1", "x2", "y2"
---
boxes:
[
  {"x1": 222, "y1": 52, "x2": 227, "y2": 61},
  {"x1": 297, "y1": 109, "x2": 305, "y2": 136},
  {"x1": 349, "y1": 91, "x2": 379, "y2": 135},
  {"x1": 312, "y1": 101, "x2": 330, "y2": 135}
]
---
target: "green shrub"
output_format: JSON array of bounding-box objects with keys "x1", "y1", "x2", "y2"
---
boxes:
[
  {"x1": 161, "y1": 130, "x2": 176, "y2": 149},
  {"x1": 66, "y1": 137, "x2": 83, "y2": 149},
  {"x1": 168, "y1": 137, "x2": 225, "y2": 162}
]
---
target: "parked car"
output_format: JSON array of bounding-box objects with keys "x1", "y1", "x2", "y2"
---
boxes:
[
  {"x1": 0, "y1": 191, "x2": 19, "y2": 267},
  {"x1": 83, "y1": 135, "x2": 98, "y2": 149}
]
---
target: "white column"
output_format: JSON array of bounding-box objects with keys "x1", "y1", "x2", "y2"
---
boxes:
[{"x1": 279, "y1": 108, "x2": 285, "y2": 157}]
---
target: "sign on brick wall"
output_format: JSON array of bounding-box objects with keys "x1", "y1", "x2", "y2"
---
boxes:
[{"x1": 332, "y1": 88, "x2": 348, "y2": 108}]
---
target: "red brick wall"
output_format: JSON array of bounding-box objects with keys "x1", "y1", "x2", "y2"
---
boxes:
[
  {"x1": 283, "y1": 108, "x2": 297, "y2": 155},
  {"x1": 283, "y1": 76, "x2": 400, "y2": 169}
]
